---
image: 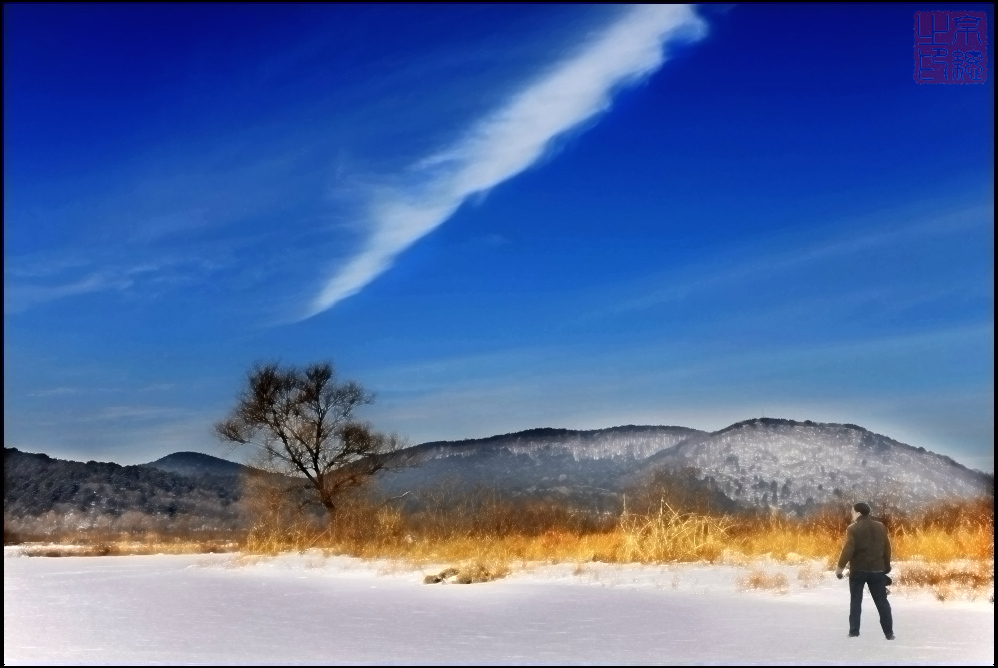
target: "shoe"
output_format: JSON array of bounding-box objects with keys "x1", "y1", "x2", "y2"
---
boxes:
[
  {"x1": 886, "y1": 634, "x2": 895, "y2": 640},
  {"x1": 849, "y1": 632, "x2": 860, "y2": 637}
]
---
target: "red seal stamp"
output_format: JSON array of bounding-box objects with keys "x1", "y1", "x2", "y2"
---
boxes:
[{"x1": 914, "y1": 11, "x2": 989, "y2": 84}]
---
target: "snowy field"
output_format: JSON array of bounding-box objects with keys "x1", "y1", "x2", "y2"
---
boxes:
[{"x1": 4, "y1": 548, "x2": 993, "y2": 665}]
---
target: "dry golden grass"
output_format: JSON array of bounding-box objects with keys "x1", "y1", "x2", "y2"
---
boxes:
[
  {"x1": 9, "y1": 484, "x2": 992, "y2": 594},
  {"x1": 17, "y1": 538, "x2": 239, "y2": 558},
  {"x1": 238, "y1": 494, "x2": 990, "y2": 573},
  {"x1": 617, "y1": 503, "x2": 734, "y2": 563},
  {"x1": 892, "y1": 525, "x2": 994, "y2": 562},
  {"x1": 244, "y1": 499, "x2": 738, "y2": 568},
  {"x1": 232, "y1": 491, "x2": 994, "y2": 594},
  {"x1": 795, "y1": 562, "x2": 824, "y2": 588},
  {"x1": 893, "y1": 560, "x2": 995, "y2": 600},
  {"x1": 738, "y1": 569, "x2": 790, "y2": 593},
  {"x1": 727, "y1": 525, "x2": 839, "y2": 563},
  {"x1": 423, "y1": 560, "x2": 511, "y2": 584}
]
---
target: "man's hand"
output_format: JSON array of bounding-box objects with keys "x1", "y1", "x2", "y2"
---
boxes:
[{"x1": 835, "y1": 567, "x2": 844, "y2": 579}]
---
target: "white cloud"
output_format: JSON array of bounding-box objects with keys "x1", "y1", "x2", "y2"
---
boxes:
[
  {"x1": 3, "y1": 272, "x2": 133, "y2": 314},
  {"x1": 305, "y1": 5, "x2": 707, "y2": 318},
  {"x1": 3, "y1": 255, "x2": 223, "y2": 314},
  {"x1": 601, "y1": 201, "x2": 994, "y2": 317},
  {"x1": 27, "y1": 387, "x2": 84, "y2": 398}
]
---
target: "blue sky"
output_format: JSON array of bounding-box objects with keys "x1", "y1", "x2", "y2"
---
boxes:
[{"x1": 4, "y1": 4, "x2": 994, "y2": 470}]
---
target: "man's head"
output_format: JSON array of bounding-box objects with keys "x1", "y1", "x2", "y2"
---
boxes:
[{"x1": 852, "y1": 502, "x2": 871, "y2": 521}]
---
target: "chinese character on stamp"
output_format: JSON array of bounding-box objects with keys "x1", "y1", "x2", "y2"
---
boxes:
[{"x1": 914, "y1": 11, "x2": 989, "y2": 84}]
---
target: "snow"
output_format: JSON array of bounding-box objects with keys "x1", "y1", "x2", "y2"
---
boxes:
[
  {"x1": 4, "y1": 548, "x2": 993, "y2": 665},
  {"x1": 385, "y1": 421, "x2": 987, "y2": 512},
  {"x1": 667, "y1": 421, "x2": 987, "y2": 510},
  {"x1": 423, "y1": 426, "x2": 699, "y2": 462}
]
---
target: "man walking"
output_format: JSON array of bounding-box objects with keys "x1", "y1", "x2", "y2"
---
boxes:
[{"x1": 835, "y1": 502, "x2": 895, "y2": 640}]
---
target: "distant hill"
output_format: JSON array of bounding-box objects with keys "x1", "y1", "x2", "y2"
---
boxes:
[
  {"x1": 3, "y1": 448, "x2": 246, "y2": 535},
  {"x1": 632, "y1": 418, "x2": 991, "y2": 513},
  {"x1": 146, "y1": 451, "x2": 252, "y2": 478},
  {"x1": 377, "y1": 419, "x2": 989, "y2": 513},
  {"x1": 410, "y1": 425, "x2": 704, "y2": 460},
  {"x1": 4, "y1": 419, "x2": 989, "y2": 536},
  {"x1": 376, "y1": 425, "x2": 704, "y2": 508}
]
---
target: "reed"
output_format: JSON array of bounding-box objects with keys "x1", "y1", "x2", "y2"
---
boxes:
[{"x1": 8, "y1": 485, "x2": 992, "y2": 594}]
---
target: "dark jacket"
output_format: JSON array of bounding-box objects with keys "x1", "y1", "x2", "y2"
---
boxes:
[{"x1": 837, "y1": 515, "x2": 891, "y2": 573}]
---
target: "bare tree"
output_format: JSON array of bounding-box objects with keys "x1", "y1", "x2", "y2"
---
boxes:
[{"x1": 214, "y1": 361, "x2": 405, "y2": 521}]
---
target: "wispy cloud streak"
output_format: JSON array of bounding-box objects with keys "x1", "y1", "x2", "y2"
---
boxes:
[
  {"x1": 3, "y1": 254, "x2": 223, "y2": 314},
  {"x1": 3, "y1": 272, "x2": 132, "y2": 314},
  {"x1": 306, "y1": 5, "x2": 706, "y2": 318}
]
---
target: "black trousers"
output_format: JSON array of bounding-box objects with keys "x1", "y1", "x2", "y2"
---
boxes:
[{"x1": 849, "y1": 571, "x2": 893, "y2": 637}]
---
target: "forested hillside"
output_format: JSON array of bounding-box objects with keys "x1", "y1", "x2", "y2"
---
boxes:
[{"x1": 4, "y1": 448, "x2": 246, "y2": 537}]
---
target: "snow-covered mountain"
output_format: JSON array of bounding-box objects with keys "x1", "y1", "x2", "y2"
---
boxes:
[
  {"x1": 411, "y1": 426, "x2": 702, "y2": 461},
  {"x1": 632, "y1": 418, "x2": 989, "y2": 512},
  {"x1": 6, "y1": 420, "x2": 988, "y2": 527},
  {"x1": 376, "y1": 426, "x2": 702, "y2": 507},
  {"x1": 380, "y1": 419, "x2": 990, "y2": 512}
]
